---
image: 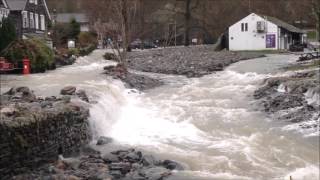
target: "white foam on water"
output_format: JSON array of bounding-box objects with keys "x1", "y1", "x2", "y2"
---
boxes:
[{"x1": 283, "y1": 165, "x2": 320, "y2": 180}]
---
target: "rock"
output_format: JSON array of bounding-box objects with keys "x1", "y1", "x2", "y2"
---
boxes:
[
  {"x1": 76, "y1": 90, "x2": 89, "y2": 102},
  {"x1": 161, "y1": 160, "x2": 184, "y2": 170},
  {"x1": 0, "y1": 106, "x2": 17, "y2": 116},
  {"x1": 61, "y1": 96, "x2": 71, "y2": 103},
  {"x1": 96, "y1": 136, "x2": 113, "y2": 145},
  {"x1": 142, "y1": 155, "x2": 158, "y2": 166},
  {"x1": 110, "y1": 170, "x2": 122, "y2": 179},
  {"x1": 124, "y1": 151, "x2": 142, "y2": 163},
  {"x1": 109, "y1": 162, "x2": 131, "y2": 174},
  {"x1": 140, "y1": 167, "x2": 171, "y2": 180},
  {"x1": 102, "y1": 153, "x2": 120, "y2": 163},
  {"x1": 61, "y1": 86, "x2": 77, "y2": 95}
]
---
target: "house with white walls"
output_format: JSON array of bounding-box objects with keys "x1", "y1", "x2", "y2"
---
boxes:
[
  {"x1": 228, "y1": 13, "x2": 306, "y2": 51},
  {"x1": 0, "y1": 0, "x2": 10, "y2": 22}
]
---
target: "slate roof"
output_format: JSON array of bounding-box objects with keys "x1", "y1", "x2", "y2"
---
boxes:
[
  {"x1": 56, "y1": 13, "x2": 89, "y2": 24},
  {"x1": 1, "y1": 0, "x2": 7, "y2": 8},
  {"x1": 257, "y1": 13, "x2": 305, "y2": 34},
  {"x1": 6, "y1": 0, "x2": 27, "y2": 11}
]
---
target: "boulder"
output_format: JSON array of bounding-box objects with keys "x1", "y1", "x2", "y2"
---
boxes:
[
  {"x1": 161, "y1": 160, "x2": 184, "y2": 170},
  {"x1": 60, "y1": 86, "x2": 76, "y2": 95},
  {"x1": 0, "y1": 106, "x2": 17, "y2": 116},
  {"x1": 102, "y1": 153, "x2": 120, "y2": 163},
  {"x1": 76, "y1": 90, "x2": 89, "y2": 102},
  {"x1": 96, "y1": 136, "x2": 113, "y2": 145}
]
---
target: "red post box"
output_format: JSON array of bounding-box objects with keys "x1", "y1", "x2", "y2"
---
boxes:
[{"x1": 22, "y1": 58, "x2": 30, "y2": 74}]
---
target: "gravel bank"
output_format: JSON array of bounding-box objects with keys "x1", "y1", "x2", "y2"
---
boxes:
[
  {"x1": 127, "y1": 45, "x2": 265, "y2": 78},
  {"x1": 254, "y1": 65, "x2": 320, "y2": 130}
]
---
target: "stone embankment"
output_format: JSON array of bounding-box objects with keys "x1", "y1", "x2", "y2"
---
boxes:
[
  {"x1": 254, "y1": 63, "x2": 320, "y2": 129},
  {"x1": 1, "y1": 87, "x2": 184, "y2": 179},
  {"x1": 0, "y1": 87, "x2": 91, "y2": 178}
]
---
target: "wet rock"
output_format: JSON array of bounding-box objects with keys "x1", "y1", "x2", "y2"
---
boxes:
[
  {"x1": 61, "y1": 86, "x2": 77, "y2": 95},
  {"x1": 110, "y1": 170, "x2": 122, "y2": 179},
  {"x1": 96, "y1": 136, "x2": 113, "y2": 145},
  {"x1": 76, "y1": 90, "x2": 89, "y2": 102},
  {"x1": 254, "y1": 69, "x2": 319, "y2": 130},
  {"x1": 109, "y1": 162, "x2": 131, "y2": 174},
  {"x1": 161, "y1": 160, "x2": 184, "y2": 170},
  {"x1": 0, "y1": 106, "x2": 17, "y2": 116},
  {"x1": 141, "y1": 167, "x2": 171, "y2": 180},
  {"x1": 124, "y1": 151, "x2": 142, "y2": 162},
  {"x1": 142, "y1": 155, "x2": 158, "y2": 166},
  {"x1": 102, "y1": 153, "x2": 120, "y2": 163}
]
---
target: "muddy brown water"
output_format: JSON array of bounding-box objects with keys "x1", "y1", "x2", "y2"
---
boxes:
[{"x1": 1, "y1": 50, "x2": 319, "y2": 180}]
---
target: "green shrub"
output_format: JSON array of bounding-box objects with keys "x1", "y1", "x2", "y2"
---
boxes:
[
  {"x1": 2, "y1": 38, "x2": 55, "y2": 73},
  {"x1": 0, "y1": 18, "x2": 17, "y2": 53},
  {"x1": 68, "y1": 48, "x2": 80, "y2": 56},
  {"x1": 78, "y1": 32, "x2": 97, "y2": 47},
  {"x1": 103, "y1": 52, "x2": 117, "y2": 61},
  {"x1": 79, "y1": 44, "x2": 96, "y2": 56}
]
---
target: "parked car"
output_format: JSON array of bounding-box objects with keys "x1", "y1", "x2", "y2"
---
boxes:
[
  {"x1": 130, "y1": 39, "x2": 143, "y2": 49},
  {"x1": 129, "y1": 39, "x2": 157, "y2": 50},
  {"x1": 289, "y1": 43, "x2": 306, "y2": 52}
]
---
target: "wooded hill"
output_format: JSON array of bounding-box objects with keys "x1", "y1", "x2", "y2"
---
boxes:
[{"x1": 47, "y1": 0, "x2": 316, "y2": 43}]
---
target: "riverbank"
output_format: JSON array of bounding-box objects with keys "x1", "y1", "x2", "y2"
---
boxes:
[
  {"x1": 104, "y1": 46, "x2": 265, "y2": 91},
  {"x1": 1, "y1": 51, "x2": 318, "y2": 180},
  {"x1": 0, "y1": 86, "x2": 184, "y2": 179},
  {"x1": 127, "y1": 45, "x2": 265, "y2": 78},
  {"x1": 254, "y1": 59, "x2": 320, "y2": 135}
]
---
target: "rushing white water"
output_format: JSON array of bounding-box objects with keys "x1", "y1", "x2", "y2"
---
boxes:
[{"x1": 0, "y1": 50, "x2": 319, "y2": 180}]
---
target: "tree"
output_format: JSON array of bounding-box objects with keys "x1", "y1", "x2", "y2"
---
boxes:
[
  {"x1": 84, "y1": 0, "x2": 139, "y2": 66},
  {"x1": 0, "y1": 18, "x2": 17, "y2": 53},
  {"x1": 69, "y1": 18, "x2": 81, "y2": 40},
  {"x1": 312, "y1": 0, "x2": 320, "y2": 42}
]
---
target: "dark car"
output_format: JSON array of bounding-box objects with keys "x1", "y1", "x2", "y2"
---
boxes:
[
  {"x1": 130, "y1": 39, "x2": 143, "y2": 49},
  {"x1": 130, "y1": 39, "x2": 157, "y2": 50},
  {"x1": 143, "y1": 41, "x2": 157, "y2": 49},
  {"x1": 289, "y1": 43, "x2": 306, "y2": 52}
]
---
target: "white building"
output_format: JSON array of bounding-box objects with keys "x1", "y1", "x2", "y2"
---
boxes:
[
  {"x1": 0, "y1": 0, "x2": 9, "y2": 22},
  {"x1": 228, "y1": 13, "x2": 306, "y2": 51}
]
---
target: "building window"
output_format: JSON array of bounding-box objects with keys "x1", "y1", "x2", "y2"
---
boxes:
[
  {"x1": 40, "y1": 14, "x2": 45, "y2": 30},
  {"x1": 22, "y1": 11, "x2": 29, "y2": 28},
  {"x1": 30, "y1": 12, "x2": 34, "y2": 28},
  {"x1": 35, "y1": 13, "x2": 39, "y2": 29},
  {"x1": 241, "y1": 23, "x2": 248, "y2": 32}
]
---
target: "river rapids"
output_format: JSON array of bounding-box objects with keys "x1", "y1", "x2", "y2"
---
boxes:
[{"x1": 0, "y1": 50, "x2": 319, "y2": 180}]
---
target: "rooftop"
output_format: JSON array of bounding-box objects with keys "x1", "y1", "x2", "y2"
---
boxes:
[
  {"x1": 6, "y1": 0, "x2": 27, "y2": 11},
  {"x1": 55, "y1": 13, "x2": 89, "y2": 24}
]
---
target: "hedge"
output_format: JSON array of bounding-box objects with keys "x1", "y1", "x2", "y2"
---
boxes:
[{"x1": 2, "y1": 38, "x2": 55, "y2": 73}]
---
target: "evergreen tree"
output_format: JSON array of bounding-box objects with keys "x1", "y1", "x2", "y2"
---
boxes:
[
  {"x1": 69, "y1": 18, "x2": 80, "y2": 40},
  {"x1": 0, "y1": 18, "x2": 17, "y2": 53}
]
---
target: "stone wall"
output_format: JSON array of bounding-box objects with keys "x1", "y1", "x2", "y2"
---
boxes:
[{"x1": 0, "y1": 87, "x2": 91, "y2": 178}]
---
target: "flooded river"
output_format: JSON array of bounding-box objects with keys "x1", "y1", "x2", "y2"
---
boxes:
[{"x1": 1, "y1": 50, "x2": 319, "y2": 180}]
